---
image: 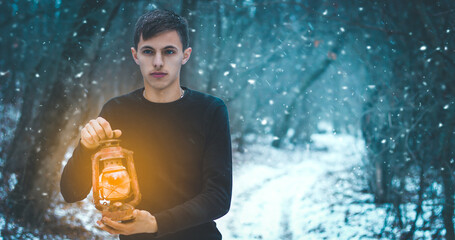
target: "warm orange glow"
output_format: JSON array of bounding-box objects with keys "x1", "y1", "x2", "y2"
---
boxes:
[
  {"x1": 92, "y1": 140, "x2": 141, "y2": 219},
  {"x1": 99, "y1": 159, "x2": 131, "y2": 201}
]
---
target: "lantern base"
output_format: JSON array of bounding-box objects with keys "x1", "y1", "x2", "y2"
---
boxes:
[{"x1": 102, "y1": 202, "x2": 135, "y2": 222}]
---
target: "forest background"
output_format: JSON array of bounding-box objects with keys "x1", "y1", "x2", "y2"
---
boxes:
[{"x1": 0, "y1": 0, "x2": 454, "y2": 239}]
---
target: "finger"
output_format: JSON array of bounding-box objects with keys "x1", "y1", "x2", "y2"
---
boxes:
[
  {"x1": 97, "y1": 221, "x2": 121, "y2": 235},
  {"x1": 131, "y1": 209, "x2": 138, "y2": 220},
  {"x1": 102, "y1": 217, "x2": 127, "y2": 232},
  {"x1": 85, "y1": 123, "x2": 100, "y2": 142},
  {"x1": 113, "y1": 129, "x2": 122, "y2": 138},
  {"x1": 97, "y1": 117, "x2": 113, "y2": 138},
  {"x1": 81, "y1": 128, "x2": 95, "y2": 145},
  {"x1": 89, "y1": 119, "x2": 107, "y2": 140},
  {"x1": 98, "y1": 220, "x2": 122, "y2": 234}
]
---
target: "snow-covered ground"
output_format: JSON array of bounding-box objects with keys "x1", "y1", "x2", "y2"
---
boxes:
[{"x1": 216, "y1": 133, "x2": 386, "y2": 239}]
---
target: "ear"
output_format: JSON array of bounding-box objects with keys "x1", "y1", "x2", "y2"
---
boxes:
[
  {"x1": 131, "y1": 47, "x2": 140, "y2": 65},
  {"x1": 182, "y1": 47, "x2": 192, "y2": 65}
]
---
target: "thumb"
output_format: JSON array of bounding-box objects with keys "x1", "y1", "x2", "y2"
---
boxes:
[{"x1": 113, "y1": 129, "x2": 122, "y2": 138}]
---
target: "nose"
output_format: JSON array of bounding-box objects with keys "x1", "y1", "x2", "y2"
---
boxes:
[{"x1": 153, "y1": 53, "x2": 164, "y2": 69}]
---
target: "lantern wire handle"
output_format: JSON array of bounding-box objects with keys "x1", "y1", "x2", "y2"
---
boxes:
[{"x1": 100, "y1": 139, "x2": 121, "y2": 147}]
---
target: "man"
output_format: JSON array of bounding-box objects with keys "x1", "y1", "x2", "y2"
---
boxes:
[{"x1": 60, "y1": 9, "x2": 232, "y2": 240}]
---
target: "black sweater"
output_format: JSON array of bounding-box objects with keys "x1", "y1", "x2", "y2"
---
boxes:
[{"x1": 60, "y1": 87, "x2": 232, "y2": 240}]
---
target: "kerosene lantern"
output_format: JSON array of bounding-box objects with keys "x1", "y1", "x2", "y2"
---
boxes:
[{"x1": 92, "y1": 139, "x2": 141, "y2": 221}]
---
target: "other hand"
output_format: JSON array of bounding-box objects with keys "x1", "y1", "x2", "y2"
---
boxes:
[
  {"x1": 80, "y1": 117, "x2": 122, "y2": 150},
  {"x1": 96, "y1": 210, "x2": 158, "y2": 235}
]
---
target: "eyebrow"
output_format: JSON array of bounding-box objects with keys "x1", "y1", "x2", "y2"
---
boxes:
[{"x1": 140, "y1": 45, "x2": 178, "y2": 51}]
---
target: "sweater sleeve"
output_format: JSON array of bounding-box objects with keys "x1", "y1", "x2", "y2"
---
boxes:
[
  {"x1": 60, "y1": 141, "x2": 96, "y2": 202},
  {"x1": 60, "y1": 101, "x2": 115, "y2": 203},
  {"x1": 152, "y1": 100, "x2": 233, "y2": 236}
]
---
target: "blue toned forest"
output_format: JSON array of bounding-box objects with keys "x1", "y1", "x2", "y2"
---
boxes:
[{"x1": 1, "y1": 0, "x2": 454, "y2": 239}]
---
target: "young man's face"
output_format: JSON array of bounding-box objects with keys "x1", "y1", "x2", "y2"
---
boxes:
[{"x1": 131, "y1": 30, "x2": 191, "y2": 93}]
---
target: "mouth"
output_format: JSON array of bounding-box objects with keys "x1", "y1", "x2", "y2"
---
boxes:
[{"x1": 151, "y1": 72, "x2": 167, "y2": 78}]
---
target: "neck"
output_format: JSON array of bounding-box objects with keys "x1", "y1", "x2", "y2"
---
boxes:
[{"x1": 143, "y1": 86, "x2": 183, "y2": 103}]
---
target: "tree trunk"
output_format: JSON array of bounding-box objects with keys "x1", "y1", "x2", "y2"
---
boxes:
[
  {"x1": 180, "y1": 0, "x2": 198, "y2": 88},
  {"x1": 272, "y1": 33, "x2": 345, "y2": 148},
  {"x1": 205, "y1": 1, "x2": 223, "y2": 95},
  {"x1": 414, "y1": 1, "x2": 455, "y2": 238}
]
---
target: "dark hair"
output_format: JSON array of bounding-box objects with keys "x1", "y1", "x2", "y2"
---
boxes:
[{"x1": 133, "y1": 9, "x2": 189, "y2": 50}]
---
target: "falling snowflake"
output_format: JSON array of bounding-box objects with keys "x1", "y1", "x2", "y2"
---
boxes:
[{"x1": 75, "y1": 72, "x2": 84, "y2": 78}]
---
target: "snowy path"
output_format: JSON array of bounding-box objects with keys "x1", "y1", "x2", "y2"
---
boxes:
[
  {"x1": 219, "y1": 157, "x2": 324, "y2": 239},
  {"x1": 216, "y1": 134, "x2": 369, "y2": 240}
]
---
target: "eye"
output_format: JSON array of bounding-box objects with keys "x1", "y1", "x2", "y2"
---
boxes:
[
  {"x1": 165, "y1": 49, "x2": 175, "y2": 55},
  {"x1": 143, "y1": 49, "x2": 153, "y2": 55}
]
